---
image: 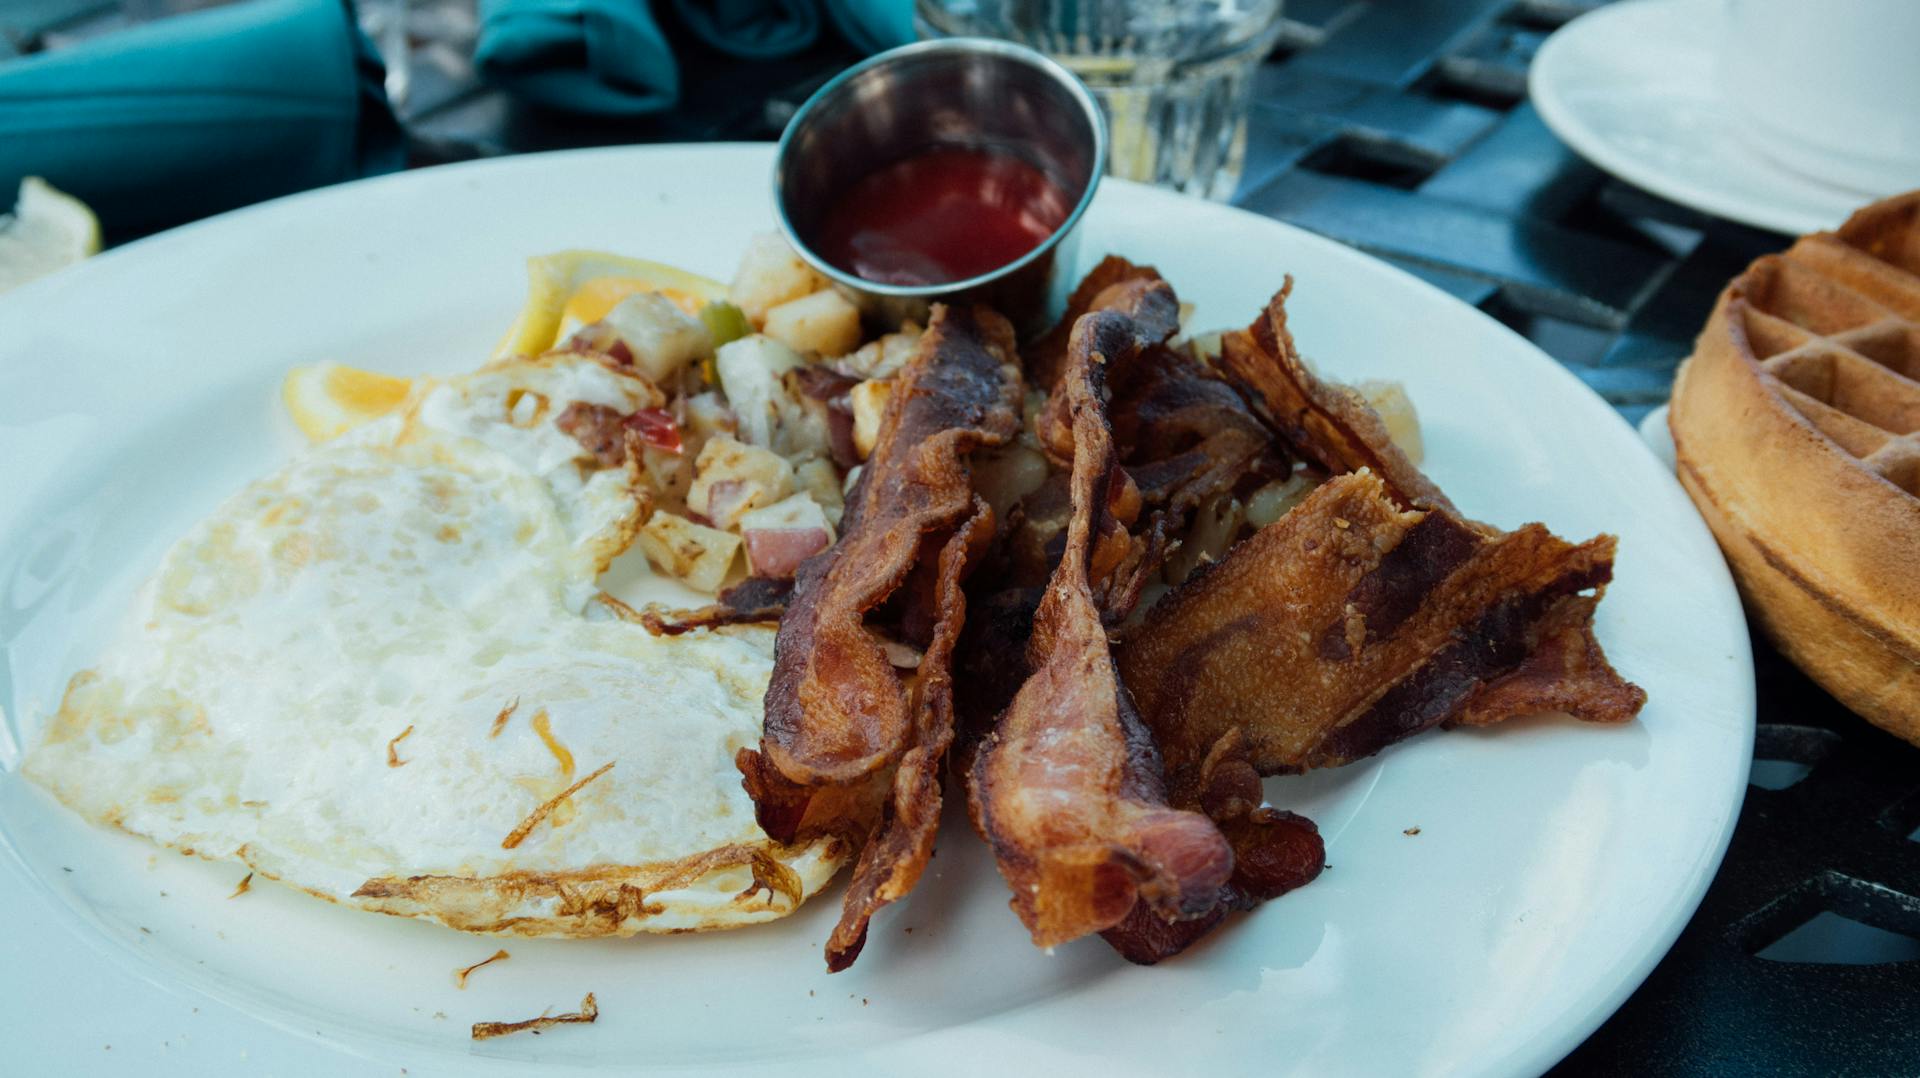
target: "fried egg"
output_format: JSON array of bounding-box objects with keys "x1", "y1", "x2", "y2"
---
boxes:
[{"x1": 24, "y1": 353, "x2": 843, "y2": 936}]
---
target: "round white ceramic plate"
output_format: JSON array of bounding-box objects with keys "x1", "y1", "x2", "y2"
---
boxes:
[
  {"x1": 1531, "y1": 0, "x2": 1873, "y2": 235},
  {"x1": 0, "y1": 144, "x2": 1751, "y2": 1077}
]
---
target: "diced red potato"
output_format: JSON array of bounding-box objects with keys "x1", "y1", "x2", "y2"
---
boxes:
[
  {"x1": 743, "y1": 528, "x2": 832, "y2": 580},
  {"x1": 791, "y1": 457, "x2": 845, "y2": 527},
  {"x1": 739, "y1": 493, "x2": 835, "y2": 579},
  {"x1": 842, "y1": 323, "x2": 922, "y2": 380},
  {"x1": 687, "y1": 434, "x2": 794, "y2": 530},
  {"x1": 674, "y1": 390, "x2": 736, "y2": 471},
  {"x1": 562, "y1": 292, "x2": 713, "y2": 383},
  {"x1": 774, "y1": 370, "x2": 837, "y2": 462},
  {"x1": 682, "y1": 391, "x2": 736, "y2": 441},
  {"x1": 762, "y1": 289, "x2": 863, "y2": 358},
  {"x1": 715, "y1": 335, "x2": 804, "y2": 449},
  {"x1": 1354, "y1": 379, "x2": 1424, "y2": 464},
  {"x1": 849, "y1": 378, "x2": 892, "y2": 460},
  {"x1": 729, "y1": 233, "x2": 829, "y2": 326},
  {"x1": 637, "y1": 511, "x2": 741, "y2": 593},
  {"x1": 1244, "y1": 469, "x2": 1320, "y2": 529},
  {"x1": 1164, "y1": 492, "x2": 1244, "y2": 585},
  {"x1": 641, "y1": 445, "x2": 690, "y2": 500},
  {"x1": 972, "y1": 443, "x2": 1049, "y2": 522},
  {"x1": 880, "y1": 640, "x2": 923, "y2": 669}
]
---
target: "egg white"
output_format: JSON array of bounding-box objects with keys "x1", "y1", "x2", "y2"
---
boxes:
[{"x1": 25, "y1": 354, "x2": 843, "y2": 936}]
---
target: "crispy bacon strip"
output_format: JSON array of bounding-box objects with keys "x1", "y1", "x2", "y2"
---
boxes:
[
  {"x1": 1110, "y1": 344, "x2": 1284, "y2": 524},
  {"x1": 1103, "y1": 285, "x2": 1645, "y2": 963},
  {"x1": 1118, "y1": 288, "x2": 1645, "y2": 782},
  {"x1": 1219, "y1": 279, "x2": 1453, "y2": 513},
  {"x1": 1024, "y1": 255, "x2": 1179, "y2": 393},
  {"x1": 1001, "y1": 263, "x2": 1184, "y2": 592},
  {"x1": 737, "y1": 304, "x2": 1022, "y2": 970},
  {"x1": 968, "y1": 305, "x2": 1235, "y2": 949},
  {"x1": 961, "y1": 261, "x2": 1276, "y2": 737},
  {"x1": 825, "y1": 506, "x2": 993, "y2": 969},
  {"x1": 1118, "y1": 471, "x2": 1643, "y2": 787},
  {"x1": 1100, "y1": 728, "x2": 1324, "y2": 963}
]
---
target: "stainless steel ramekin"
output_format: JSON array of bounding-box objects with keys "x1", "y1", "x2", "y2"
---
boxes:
[{"x1": 772, "y1": 37, "x2": 1107, "y2": 336}]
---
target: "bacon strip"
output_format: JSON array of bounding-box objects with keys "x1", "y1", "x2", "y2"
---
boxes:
[
  {"x1": 737, "y1": 304, "x2": 1022, "y2": 970},
  {"x1": 1101, "y1": 285, "x2": 1643, "y2": 963},
  {"x1": 998, "y1": 264, "x2": 1186, "y2": 594},
  {"x1": 1110, "y1": 343, "x2": 1284, "y2": 525},
  {"x1": 1018, "y1": 260, "x2": 1283, "y2": 585},
  {"x1": 967, "y1": 305, "x2": 1236, "y2": 949},
  {"x1": 1023, "y1": 255, "x2": 1180, "y2": 393},
  {"x1": 1219, "y1": 278, "x2": 1453, "y2": 513},
  {"x1": 1100, "y1": 728, "x2": 1324, "y2": 964},
  {"x1": 1117, "y1": 471, "x2": 1643, "y2": 783}
]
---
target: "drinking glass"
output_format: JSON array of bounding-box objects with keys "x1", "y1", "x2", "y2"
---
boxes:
[
  {"x1": 915, "y1": 0, "x2": 1285, "y2": 201},
  {"x1": 356, "y1": 0, "x2": 412, "y2": 106}
]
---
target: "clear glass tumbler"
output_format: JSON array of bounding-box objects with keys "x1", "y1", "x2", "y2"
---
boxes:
[{"x1": 916, "y1": 0, "x2": 1285, "y2": 201}]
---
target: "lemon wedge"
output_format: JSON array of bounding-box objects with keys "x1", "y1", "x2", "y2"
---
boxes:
[
  {"x1": 493, "y1": 251, "x2": 727, "y2": 359},
  {"x1": 283, "y1": 362, "x2": 415, "y2": 441},
  {"x1": 0, "y1": 178, "x2": 102, "y2": 294}
]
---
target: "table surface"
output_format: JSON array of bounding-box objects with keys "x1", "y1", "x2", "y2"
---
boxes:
[{"x1": 9, "y1": 0, "x2": 1920, "y2": 1073}]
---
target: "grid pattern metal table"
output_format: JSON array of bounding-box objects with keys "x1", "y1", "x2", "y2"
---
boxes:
[{"x1": 13, "y1": 0, "x2": 1920, "y2": 1071}]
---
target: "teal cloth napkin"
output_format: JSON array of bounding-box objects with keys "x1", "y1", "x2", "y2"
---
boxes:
[
  {"x1": 476, "y1": 0, "x2": 915, "y2": 117},
  {"x1": 671, "y1": 0, "x2": 820, "y2": 60},
  {"x1": 822, "y1": 0, "x2": 912, "y2": 55},
  {"x1": 475, "y1": 0, "x2": 683, "y2": 116},
  {"x1": 0, "y1": 0, "x2": 403, "y2": 235}
]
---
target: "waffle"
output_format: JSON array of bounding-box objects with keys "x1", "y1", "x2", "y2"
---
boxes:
[{"x1": 1670, "y1": 191, "x2": 1920, "y2": 743}]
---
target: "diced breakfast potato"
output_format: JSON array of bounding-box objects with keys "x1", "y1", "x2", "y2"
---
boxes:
[
  {"x1": 683, "y1": 391, "x2": 737, "y2": 440},
  {"x1": 641, "y1": 445, "x2": 690, "y2": 501},
  {"x1": 850, "y1": 378, "x2": 892, "y2": 460},
  {"x1": 716, "y1": 335, "x2": 804, "y2": 448},
  {"x1": 973, "y1": 444, "x2": 1050, "y2": 522},
  {"x1": 762, "y1": 289, "x2": 862, "y2": 358},
  {"x1": 775, "y1": 370, "x2": 836, "y2": 462},
  {"x1": 567, "y1": 292, "x2": 713, "y2": 384},
  {"x1": 637, "y1": 511, "x2": 741, "y2": 593},
  {"x1": 1185, "y1": 331, "x2": 1224, "y2": 364},
  {"x1": 687, "y1": 434, "x2": 794, "y2": 530},
  {"x1": 843, "y1": 323, "x2": 922, "y2": 380},
  {"x1": 1354, "y1": 379, "x2": 1423, "y2": 464},
  {"x1": 1164, "y1": 493, "x2": 1243, "y2": 585},
  {"x1": 730, "y1": 233, "x2": 828, "y2": 326},
  {"x1": 1244, "y1": 470, "x2": 1319, "y2": 529},
  {"x1": 738, "y1": 493, "x2": 836, "y2": 579},
  {"x1": 792, "y1": 457, "x2": 845, "y2": 527}
]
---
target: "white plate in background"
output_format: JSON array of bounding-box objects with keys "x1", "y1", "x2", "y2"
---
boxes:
[
  {"x1": 0, "y1": 144, "x2": 1752, "y2": 1076},
  {"x1": 1531, "y1": 0, "x2": 1873, "y2": 235}
]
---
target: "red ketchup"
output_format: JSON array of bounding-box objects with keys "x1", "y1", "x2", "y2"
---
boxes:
[{"x1": 813, "y1": 147, "x2": 1070, "y2": 287}]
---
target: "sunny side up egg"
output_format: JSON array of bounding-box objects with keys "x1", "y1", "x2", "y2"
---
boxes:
[{"x1": 23, "y1": 353, "x2": 844, "y2": 936}]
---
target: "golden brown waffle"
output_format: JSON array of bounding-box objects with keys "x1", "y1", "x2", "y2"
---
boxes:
[{"x1": 1670, "y1": 190, "x2": 1920, "y2": 743}]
